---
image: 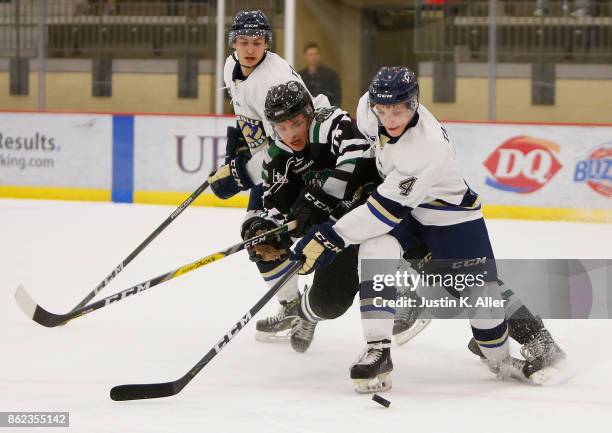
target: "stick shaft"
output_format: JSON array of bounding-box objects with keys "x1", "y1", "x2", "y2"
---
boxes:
[
  {"x1": 110, "y1": 261, "x2": 303, "y2": 401},
  {"x1": 20, "y1": 221, "x2": 296, "y2": 328},
  {"x1": 69, "y1": 180, "x2": 209, "y2": 312}
]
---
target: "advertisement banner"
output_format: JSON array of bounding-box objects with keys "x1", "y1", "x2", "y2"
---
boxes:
[
  {"x1": 0, "y1": 113, "x2": 112, "y2": 189},
  {"x1": 446, "y1": 123, "x2": 612, "y2": 211},
  {"x1": 1, "y1": 110, "x2": 609, "y2": 222},
  {"x1": 133, "y1": 115, "x2": 234, "y2": 193}
]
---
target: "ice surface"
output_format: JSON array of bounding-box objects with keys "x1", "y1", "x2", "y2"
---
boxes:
[{"x1": 1, "y1": 199, "x2": 611, "y2": 433}]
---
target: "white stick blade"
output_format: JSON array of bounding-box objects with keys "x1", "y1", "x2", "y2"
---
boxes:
[{"x1": 15, "y1": 285, "x2": 37, "y2": 319}]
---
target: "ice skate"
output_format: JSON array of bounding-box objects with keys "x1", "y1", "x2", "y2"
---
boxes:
[
  {"x1": 290, "y1": 315, "x2": 317, "y2": 353},
  {"x1": 482, "y1": 321, "x2": 569, "y2": 385},
  {"x1": 392, "y1": 297, "x2": 431, "y2": 346},
  {"x1": 469, "y1": 316, "x2": 569, "y2": 384},
  {"x1": 350, "y1": 340, "x2": 393, "y2": 393},
  {"x1": 520, "y1": 325, "x2": 570, "y2": 385},
  {"x1": 255, "y1": 299, "x2": 299, "y2": 343},
  {"x1": 486, "y1": 356, "x2": 532, "y2": 383}
]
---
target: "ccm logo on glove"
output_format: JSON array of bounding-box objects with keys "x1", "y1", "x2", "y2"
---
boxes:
[{"x1": 315, "y1": 231, "x2": 343, "y2": 252}]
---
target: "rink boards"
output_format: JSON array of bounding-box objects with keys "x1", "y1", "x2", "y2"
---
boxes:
[{"x1": 0, "y1": 110, "x2": 610, "y2": 223}]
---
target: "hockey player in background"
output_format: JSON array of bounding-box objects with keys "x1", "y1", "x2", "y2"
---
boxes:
[
  {"x1": 291, "y1": 67, "x2": 567, "y2": 393},
  {"x1": 206, "y1": 10, "x2": 322, "y2": 343}
]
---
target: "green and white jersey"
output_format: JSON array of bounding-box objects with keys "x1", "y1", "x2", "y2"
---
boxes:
[{"x1": 262, "y1": 106, "x2": 376, "y2": 222}]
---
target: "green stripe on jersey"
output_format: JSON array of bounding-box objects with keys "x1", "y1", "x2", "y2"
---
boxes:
[
  {"x1": 312, "y1": 121, "x2": 321, "y2": 144},
  {"x1": 267, "y1": 142, "x2": 290, "y2": 160},
  {"x1": 336, "y1": 158, "x2": 359, "y2": 168}
]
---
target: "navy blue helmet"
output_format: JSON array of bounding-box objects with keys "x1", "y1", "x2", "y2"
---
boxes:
[
  {"x1": 368, "y1": 66, "x2": 419, "y2": 110},
  {"x1": 264, "y1": 81, "x2": 313, "y2": 123},
  {"x1": 228, "y1": 10, "x2": 272, "y2": 47}
]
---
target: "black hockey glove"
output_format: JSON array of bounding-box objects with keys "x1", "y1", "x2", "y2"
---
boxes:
[
  {"x1": 288, "y1": 187, "x2": 340, "y2": 237},
  {"x1": 208, "y1": 153, "x2": 254, "y2": 200},
  {"x1": 224, "y1": 126, "x2": 250, "y2": 164},
  {"x1": 241, "y1": 214, "x2": 291, "y2": 263},
  {"x1": 402, "y1": 243, "x2": 432, "y2": 273}
]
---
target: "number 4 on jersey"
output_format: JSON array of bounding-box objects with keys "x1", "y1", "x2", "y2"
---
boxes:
[{"x1": 399, "y1": 176, "x2": 417, "y2": 196}]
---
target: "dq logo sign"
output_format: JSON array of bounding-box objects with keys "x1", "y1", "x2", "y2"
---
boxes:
[
  {"x1": 573, "y1": 143, "x2": 612, "y2": 198},
  {"x1": 484, "y1": 136, "x2": 562, "y2": 193}
]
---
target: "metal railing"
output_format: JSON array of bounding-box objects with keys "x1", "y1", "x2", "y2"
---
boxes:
[
  {"x1": 415, "y1": 1, "x2": 612, "y2": 63},
  {"x1": 0, "y1": 0, "x2": 281, "y2": 59}
]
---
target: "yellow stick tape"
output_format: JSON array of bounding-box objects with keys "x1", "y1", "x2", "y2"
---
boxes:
[
  {"x1": 171, "y1": 253, "x2": 226, "y2": 278},
  {"x1": 0, "y1": 186, "x2": 110, "y2": 202},
  {"x1": 134, "y1": 191, "x2": 248, "y2": 208}
]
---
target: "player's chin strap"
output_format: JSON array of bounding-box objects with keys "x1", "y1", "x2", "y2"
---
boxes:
[{"x1": 232, "y1": 51, "x2": 268, "y2": 70}]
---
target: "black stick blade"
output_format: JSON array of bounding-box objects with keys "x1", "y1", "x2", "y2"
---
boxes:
[
  {"x1": 15, "y1": 285, "x2": 67, "y2": 328},
  {"x1": 110, "y1": 382, "x2": 177, "y2": 401}
]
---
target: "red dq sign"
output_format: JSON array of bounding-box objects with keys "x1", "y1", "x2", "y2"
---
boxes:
[{"x1": 484, "y1": 136, "x2": 562, "y2": 194}]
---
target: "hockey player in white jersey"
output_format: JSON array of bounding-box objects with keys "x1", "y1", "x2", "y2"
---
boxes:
[
  {"x1": 357, "y1": 70, "x2": 567, "y2": 364},
  {"x1": 355, "y1": 68, "x2": 566, "y2": 377},
  {"x1": 291, "y1": 67, "x2": 565, "y2": 393},
  {"x1": 207, "y1": 10, "x2": 320, "y2": 342}
]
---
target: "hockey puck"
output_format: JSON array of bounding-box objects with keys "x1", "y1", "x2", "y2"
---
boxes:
[{"x1": 372, "y1": 394, "x2": 390, "y2": 408}]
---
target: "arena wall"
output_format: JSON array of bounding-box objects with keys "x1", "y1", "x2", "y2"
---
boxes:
[
  {"x1": 418, "y1": 63, "x2": 612, "y2": 124},
  {"x1": 0, "y1": 59, "x2": 216, "y2": 114},
  {"x1": 3, "y1": 66, "x2": 612, "y2": 124},
  {"x1": 0, "y1": 111, "x2": 610, "y2": 223}
]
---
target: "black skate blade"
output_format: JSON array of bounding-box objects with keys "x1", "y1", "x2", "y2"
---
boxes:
[{"x1": 110, "y1": 382, "x2": 176, "y2": 401}]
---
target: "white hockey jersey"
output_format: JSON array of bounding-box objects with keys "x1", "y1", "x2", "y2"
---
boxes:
[
  {"x1": 334, "y1": 93, "x2": 482, "y2": 246},
  {"x1": 223, "y1": 51, "x2": 305, "y2": 184}
]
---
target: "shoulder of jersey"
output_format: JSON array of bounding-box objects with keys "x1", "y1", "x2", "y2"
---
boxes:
[
  {"x1": 415, "y1": 104, "x2": 448, "y2": 148},
  {"x1": 314, "y1": 106, "x2": 342, "y2": 123},
  {"x1": 356, "y1": 92, "x2": 378, "y2": 144},
  {"x1": 267, "y1": 140, "x2": 292, "y2": 160},
  {"x1": 311, "y1": 106, "x2": 346, "y2": 143},
  {"x1": 254, "y1": 52, "x2": 295, "y2": 81},
  {"x1": 242, "y1": 53, "x2": 299, "y2": 105},
  {"x1": 392, "y1": 107, "x2": 451, "y2": 170},
  {"x1": 224, "y1": 54, "x2": 235, "y2": 68},
  {"x1": 223, "y1": 55, "x2": 236, "y2": 88}
]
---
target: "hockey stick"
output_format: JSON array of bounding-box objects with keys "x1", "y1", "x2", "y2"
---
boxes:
[
  {"x1": 110, "y1": 260, "x2": 302, "y2": 401},
  {"x1": 15, "y1": 220, "x2": 297, "y2": 328},
  {"x1": 65, "y1": 180, "x2": 210, "y2": 317}
]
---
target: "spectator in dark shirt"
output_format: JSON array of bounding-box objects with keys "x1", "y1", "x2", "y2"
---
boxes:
[{"x1": 298, "y1": 42, "x2": 342, "y2": 106}]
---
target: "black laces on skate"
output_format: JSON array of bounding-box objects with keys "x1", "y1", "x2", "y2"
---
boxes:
[
  {"x1": 361, "y1": 349, "x2": 383, "y2": 366},
  {"x1": 267, "y1": 300, "x2": 297, "y2": 325},
  {"x1": 353, "y1": 340, "x2": 390, "y2": 367},
  {"x1": 292, "y1": 318, "x2": 316, "y2": 340}
]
